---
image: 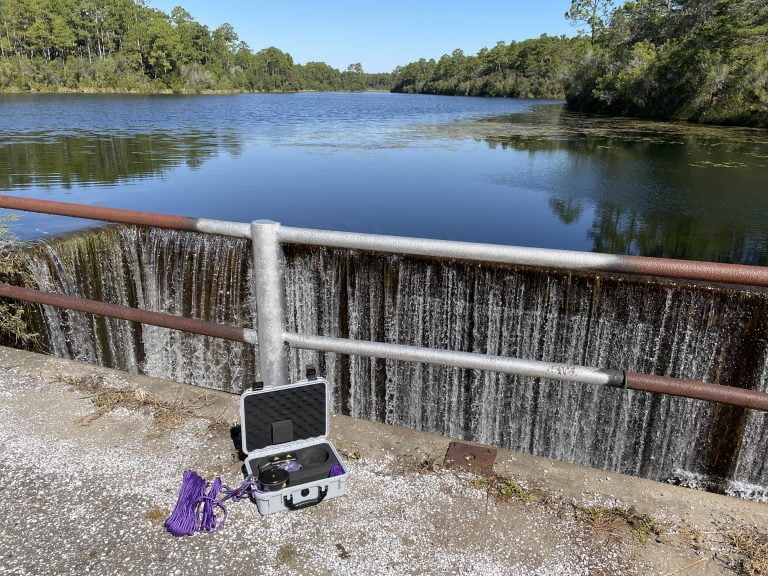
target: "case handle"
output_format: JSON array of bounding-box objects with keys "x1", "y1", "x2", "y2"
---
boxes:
[{"x1": 283, "y1": 486, "x2": 328, "y2": 511}]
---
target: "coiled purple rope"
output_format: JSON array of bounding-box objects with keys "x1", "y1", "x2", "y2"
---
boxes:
[
  {"x1": 163, "y1": 470, "x2": 207, "y2": 537},
  {"x1": 164, "y1": 471, "x2": 260, "y2": 537},
  {"x1": 164, "y1": 465, "x2": 346, "y2": 536}
]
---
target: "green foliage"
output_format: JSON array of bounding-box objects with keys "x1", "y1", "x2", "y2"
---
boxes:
[
  {"x1": 496, "y1": 477, "x2": 537, "y2": 502},
  {"x1": 565, "y1": 0, "x2": 616, "y2": 44},
  {"x1": 566, "y1": 0, "x2": 768, "y2": 127},
  {"x1": 391, "y1": 35, "x2": 589, "y2": 99},
  {"x1": 0, "y1": 0, "x2": 391, "y2": 93},
  {"x1": 391, "y1": 0, "x2": 764, "y2": 126},
  {"x1": 0, "y1": 217, "x2": 37, "y2": 347},
  {"x1": 248, "y1": 46, "x2": 296, "y2": 91},
  {"x1": 469, "y1": 473, "x2": 538, "y2": 503},
  {"x1": 5, "y1": 0, "x2": 761, "y2": 125}
]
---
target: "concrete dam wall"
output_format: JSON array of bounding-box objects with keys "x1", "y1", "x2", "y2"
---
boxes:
[{"x1": 24, "y1": 225, "x2": 768, "y2": 499}]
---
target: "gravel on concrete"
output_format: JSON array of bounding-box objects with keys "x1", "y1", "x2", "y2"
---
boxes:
[{"x1": 1, "y1": 347, "x2": 765, "y2": 575}]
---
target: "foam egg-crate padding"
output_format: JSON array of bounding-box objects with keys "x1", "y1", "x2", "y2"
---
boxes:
[{"x1": 242, "y1": 381, "x2": 327, "y2": 452}]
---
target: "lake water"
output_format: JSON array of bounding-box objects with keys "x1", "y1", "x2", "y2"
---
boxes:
[{"x1": 1, "y1": 92, "x2": 767, "y2": 264}]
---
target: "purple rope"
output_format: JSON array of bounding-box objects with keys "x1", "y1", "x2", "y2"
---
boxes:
[
  {"x1": 219, "y1": 478, "x2": 260, "y2": 504},
  {"x1": 165, "y1": 465, "x2": 344, "y2": 536},
  {"x1": 165, "y1": 472, "x2": 260, "y2": 537},
  {"x1": 164, "y1": 470, "x2": 207, "y2": 537},
  {"x1": 198, "y1": 476, "x2": 223, "y2": 532}
]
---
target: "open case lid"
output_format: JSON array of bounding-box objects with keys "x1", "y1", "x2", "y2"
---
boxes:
[{"x1": 239, "y1": 378, "x2": 329, "y2": 454}]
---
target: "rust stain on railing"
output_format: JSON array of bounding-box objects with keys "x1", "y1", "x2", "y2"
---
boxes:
[
  {"x1": 0, "y1": 194, "x2": 200, "y2": 231},
  {"x1": 0, "y1": 283, "x2": 257, "y2": 345}
]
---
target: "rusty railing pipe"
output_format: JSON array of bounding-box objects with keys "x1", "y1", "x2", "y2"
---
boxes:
[
  {"x1": 0, "y1": 283, "x2": 258, "y2": 345},
  {"x1": 0, "y1": 195, "x2": 251, "y2": 239},
  {"x1": 624, "y1": 372, "x2": 768, "y2": 412},
  {"x1": 286, "y1": 333, "x2": 768, "y2": 412}
]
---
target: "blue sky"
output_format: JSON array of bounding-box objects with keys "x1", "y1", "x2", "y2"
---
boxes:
[{"x1": 147, "y1": 1, "x2": 579, "y2": 73}]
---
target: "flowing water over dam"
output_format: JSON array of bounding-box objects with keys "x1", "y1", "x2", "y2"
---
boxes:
[{"x1": 24, "y1": 225, "x2": 768, "y2": 499}]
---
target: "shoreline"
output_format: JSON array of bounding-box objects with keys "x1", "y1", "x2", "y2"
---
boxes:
[
  {"x1": 0, "y1": 87, "x2": 385, "y2": 96},
  {"x1": 2, "y1": 87, "x2": 760, "y2": 129}
]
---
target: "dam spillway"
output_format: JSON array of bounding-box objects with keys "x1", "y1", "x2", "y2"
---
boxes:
[{"x1": 23, "y1": 224, "x2": 768, "y2": 499}]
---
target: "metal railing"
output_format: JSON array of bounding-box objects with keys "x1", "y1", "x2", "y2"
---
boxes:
[{"x1": 2, "y1": 194, "x2": 768, "y2": 412}]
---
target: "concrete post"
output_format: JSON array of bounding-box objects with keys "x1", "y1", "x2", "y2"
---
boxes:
[{"x1": 251, "y1": 220, "x2": 289, "y2": 388}]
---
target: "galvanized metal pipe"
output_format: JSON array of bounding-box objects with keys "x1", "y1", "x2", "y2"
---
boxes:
[
  {"x1": 0, "y1": 283, "x2": 258, "y2": 344},
  {"x1": 278, "y1": 227, "x2": 768, "y2": 288},
  {"x1": 0, "y1": 195, "x2": 251, "y2": 239},
  {"x1": 283, "y1": 332, "x2": 625, "y2": 387},
  {"x1": 278, "y1": 226, "x2": 624, "y2": 270},
  {"x1": 625, "y1": 372, "x2": 768, "y2": 412},
  {"x1": 285, "y1": 333, "x2": 768, "y2": 412},
  {"x1": 251, "y1": 221, "x2": 289, "y2": 388},
  {"x1": 3, "y1": 195, "x2": 768, "y2": 287}
]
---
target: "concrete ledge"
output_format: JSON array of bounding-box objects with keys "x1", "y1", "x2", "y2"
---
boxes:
[{"x1": 1, "y1": 347, "x2": 765, "y2": 575}]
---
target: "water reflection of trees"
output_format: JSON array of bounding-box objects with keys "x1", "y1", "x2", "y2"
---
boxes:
[
  {"x1": 478, "y1": 107, "x2": 768, "y2": 265},
  {"x1": 0, "y1": 131, "x2": 243, "y2": 190},
  {"x1": 587, "y1": 204, "x2": 768, "y2": 265},
  {"x1": 548, "y1": 197, "x2": 583, "y2": 225}
]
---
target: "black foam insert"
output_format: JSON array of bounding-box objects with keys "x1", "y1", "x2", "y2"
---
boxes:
[
  {"x1": 242, "y1": 381, "x2": 327, "y2": 452},
  {"x1": 272, "y1": 420, "x2": 294, "y2": 445}
]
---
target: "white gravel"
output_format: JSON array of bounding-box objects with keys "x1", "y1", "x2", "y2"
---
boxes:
[{"x1": 0, "y1": 362, "x2": 683, "y2": 575}]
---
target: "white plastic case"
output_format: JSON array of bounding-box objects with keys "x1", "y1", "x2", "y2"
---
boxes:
[{"x1": 239, "y1": 377, "x2": 348, "y2": 515}]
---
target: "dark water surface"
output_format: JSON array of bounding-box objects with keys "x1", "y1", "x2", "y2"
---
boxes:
[{"x1": 1, "y1": 92, "x2": 767, "y2": 263}]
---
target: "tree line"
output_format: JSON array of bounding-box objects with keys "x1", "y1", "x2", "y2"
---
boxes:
[
  {"x1": 2, "y1": 0, "x2": 765, "y2": 127},
  {"x1": 564, "y1": 0, "x2": 767, "y2": 127},
  {"x1": 391, "y1": 35, "x2": 589, "y2": 99},
  {"x1": 0, "y1": 0, "x2": 390, "y2": 92},
  {"x1": 392, "y1": 0, "x2": 766, "y2": 127}
]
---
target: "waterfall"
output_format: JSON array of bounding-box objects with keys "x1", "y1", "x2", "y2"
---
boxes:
[
  {"x1": 26, "y1": 226, "x2": 256, "y2": 392},
  {"x1": 24, "y1": 226, "x2": 768, "y2": 499}
]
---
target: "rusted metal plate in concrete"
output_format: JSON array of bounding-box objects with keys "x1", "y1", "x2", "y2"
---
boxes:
[{"x1": 444, "y1": 441, "x2": 497, "y2": 475}]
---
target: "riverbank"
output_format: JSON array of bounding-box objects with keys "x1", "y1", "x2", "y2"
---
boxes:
[
  {"x1": 0, "y1": 87, "x2": 242, "y2": 95},
  {"x1": 0, "y1": 346, "x2": 766, "y2": 575},
  {"x1": 0, "y1": 87, "x2": 324, "y2": 95},
  {"x1": 0, "y1": 87, "x2": 387, "y2": 96},
  {"x1": 4, "y1": 84, "x2": 763, "y2": 129}
]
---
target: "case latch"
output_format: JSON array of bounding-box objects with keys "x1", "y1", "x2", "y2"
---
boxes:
[{"x1": 250, "y1": 381, "x2": 264, "y2": 392}]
